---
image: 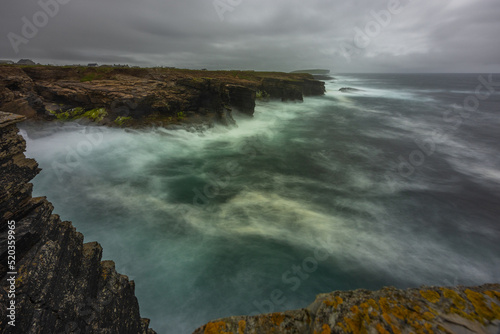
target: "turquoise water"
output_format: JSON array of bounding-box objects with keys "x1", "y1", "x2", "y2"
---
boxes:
[{"x1": 21, "y1": 74, "x2": 500, "y2": 333}]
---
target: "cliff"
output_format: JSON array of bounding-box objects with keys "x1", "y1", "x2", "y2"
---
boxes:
[
  {"x1": 194, "y1": 284, "x2": 500, "y2": 334},
  {"x1": 0, "y1": 66, "x2": 325, "y2": 127},
  {"x1": 0, "y1": 112, "x2": 155, "y2": 333}
]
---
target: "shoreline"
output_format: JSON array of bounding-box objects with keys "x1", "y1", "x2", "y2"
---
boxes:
[{"x1": 0, "y1": 65, "x2": 325, "y2": 129}]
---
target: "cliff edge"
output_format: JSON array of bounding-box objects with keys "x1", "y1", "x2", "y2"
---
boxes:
[
  {"x1": 0, "y1": 66, "x2": 325, "y2": 128},
  {"x1": 0, "y1": 112, "x2": 155, "y2": 333}
]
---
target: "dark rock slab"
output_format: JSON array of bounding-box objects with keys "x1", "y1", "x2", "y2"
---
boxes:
[{"x1": 339, "y1": 87, "x2": 362, "y2": 93}]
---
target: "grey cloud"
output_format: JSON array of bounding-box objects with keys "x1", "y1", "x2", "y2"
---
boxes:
[{"x1": 1, "y1": 0, "x2": 499, "y2": 72}]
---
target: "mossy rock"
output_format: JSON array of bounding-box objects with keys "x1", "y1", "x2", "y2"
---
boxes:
[
  {"x1": 114, "y1": 116, "x2": 133, "y2": 126},
  {"x1": 176, "y1": 111, "x2": 186, "y2": 120},
  {"x1": 256, "y1": 90, "x2": 270, "y2": 99},
  {"x1": 54, "y1": 107, "x2": 86, "y2": 120},
  {"x1": 82, "y1": 108, "x2": 107, "y2": 122},
  {"x1": 53, "y1": 107, "x2": 107, "y2": 122}
]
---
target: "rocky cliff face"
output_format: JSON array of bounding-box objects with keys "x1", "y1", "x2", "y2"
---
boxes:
[
  {"x1": 260, "y1": 77, "x2": 325, "y2": 101},
  {"x1": 0, "y1": 66, "x2": 325, "y2": 127},
  {"x1": 194, "y1": 284, "x2": 500, "y2": 334},
  {"x1": 0, "y1": 112, "x2": 155, "y2": 333},
  {"x1": 0, "y1": 68, "x2": 44, "y2": 119}
]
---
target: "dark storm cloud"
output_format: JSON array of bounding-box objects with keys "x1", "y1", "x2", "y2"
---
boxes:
[{"x1": 1, "y1": 0, "x2": 499, "y2": 72}]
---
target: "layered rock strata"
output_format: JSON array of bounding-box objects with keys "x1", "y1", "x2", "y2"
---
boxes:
[
  {"x1": 0, "y1": 112, "x2": 155, "y2": 333},
  {"x1": 0, "y1": 66, "x2": 325, "y2": 127}
]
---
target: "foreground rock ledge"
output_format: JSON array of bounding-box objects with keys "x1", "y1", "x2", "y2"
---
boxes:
[
  {"x1": 0, "y1": 112, "x2": 155, "y2": 333},
  {"x1": 194, "y1": 284, "x2": 500, "y2": 334}
]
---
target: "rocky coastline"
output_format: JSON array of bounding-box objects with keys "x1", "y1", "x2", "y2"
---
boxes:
[{"x1": 0, "y1": 65, "x2": 325, "y2": 128}]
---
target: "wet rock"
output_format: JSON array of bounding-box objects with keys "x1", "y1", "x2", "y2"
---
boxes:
[
  {"x1": 225, "y1": 84, "x2": 256, "y2": 116},
  {"x1": 260, "y1": 77, "x2": 304, "y2": 101},
  {"x1": 339, "y1": 87, "x2": 362, "y2": 93}
]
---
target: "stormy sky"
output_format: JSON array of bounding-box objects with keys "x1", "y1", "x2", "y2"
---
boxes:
[{"x1": 1, "y1": 0, "x2": 499, "y2": 72}]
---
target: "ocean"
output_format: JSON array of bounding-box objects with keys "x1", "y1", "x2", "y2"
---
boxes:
[{"x1": 20, "y1": 73, "x2": 500, "y2": 333}]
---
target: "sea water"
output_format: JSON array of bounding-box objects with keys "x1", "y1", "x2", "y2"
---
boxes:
[{"x1": 20, "y1": 73, "x2": 500, "y2": 333}]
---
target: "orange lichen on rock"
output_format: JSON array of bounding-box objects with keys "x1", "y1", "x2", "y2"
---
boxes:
[
  {"x1": 324, "y1": 295, "x2": 344, "y2": 308},
  {"x1": 465, "y1": 289, "x2": 497, "y2": 322},
  {"x1": 423, "y1": 322, "x2": 434, "y2": 334},
  {"x1": 419, "y1": 290, "x2": 441, "y2": 303},
  {"x1": 364, "y1": 295, "x2": 439, "y2": 334},
  {"x1": 441, "y1": 288, "x2": 466, "y2": 310},
  {"x1": 193, "y1": 285, "x2": 500, "y2": 334},
  {"x1": 271, "y1": 313, "x2": 285, "y2": 326},
  {"x1": 378, "y1": 297, "x2": 390, "y2": 314},
  {"x1": 314, "y1": 323, "x2": 331, "y2": 334},
  {"x1": 485, "y1": 290, "x2": 500, "y2": 300},
  {"x1": 491, "y1": 301, "x2": 500, "y2": 318},
  {"x1": 375, "y1": 323, "x2": 391, "y2": 334},
  {"x1": 204, "y1": 321, "x2": 231, "y2": 334},
  {"x1": 340, "y1": 304, "x2": 371, "y2": 334},
  {"x1": 366, "y1": 299, "x2": 379, "y2": 311},
  {"x1": 381, "y1": 313, "x2": 392, "y2": 326},
  {"x1": 237, "y1": 320, "x2": 246, "y2": 334},
  {"x1": 422, "y1": 311, "x2": 435, "y2": 321}
]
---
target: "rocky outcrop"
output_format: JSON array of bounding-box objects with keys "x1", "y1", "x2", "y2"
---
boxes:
[
  {"x1": 194, "y1": 284, "x2": 500, "y2": 334},
  {"x1": 0, "y1": 112, "x2": 155, "y2": 333},
  {"x1": 260, "y1": 78, "x2": 304, "y2": 101},
  {"x1": 339, "y1": 87, "x2": 362, "y2": 93},
  {"x1": 0, "y1": 67, "x2": 44, "y2": 118},
  {"x1": 0, "y1": 66, "x2": 325, "y2": 127},
  {"x1": 226, "y1": 85, "x2": 256, "y2": 116},
  {"x1": 300, "y1": 79, "x2": 327, "y2": 97},
  {"x1": 258, "y1": 77, "x2": 325, "y2": 102}
]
